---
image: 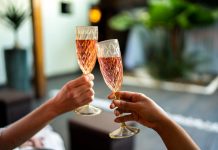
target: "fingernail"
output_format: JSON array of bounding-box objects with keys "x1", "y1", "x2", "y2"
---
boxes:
[
  {"x1": 115, "y1": 110, "x2": 120, "y2": 116},
  {"x1": 110, "y1": 103, "x2": 115, "y2": 108}
]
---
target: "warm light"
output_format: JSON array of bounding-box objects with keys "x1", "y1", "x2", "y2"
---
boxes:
[{"x1": 89, "y1": 8, "x2": 101, "y2": 23}]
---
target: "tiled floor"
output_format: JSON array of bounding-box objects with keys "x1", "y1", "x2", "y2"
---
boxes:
[{"x1": 39, "y1": 69, "x2": 218, "y2": 150}]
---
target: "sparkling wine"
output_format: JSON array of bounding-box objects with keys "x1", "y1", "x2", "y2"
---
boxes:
[
  {"x1": 76, "y1": 40, "x2": 97, "y2": 74},
  {"x1": 98, "y1": 56, "x2": 123, "y2": 92}
]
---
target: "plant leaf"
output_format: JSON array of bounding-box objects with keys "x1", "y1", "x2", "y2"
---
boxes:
[
  {"x1": 108, "y1": 12, "x2": 134, "y2": 31},
  {"x1": 0, "y1": 2, "x2": 29, "y2": 31}
]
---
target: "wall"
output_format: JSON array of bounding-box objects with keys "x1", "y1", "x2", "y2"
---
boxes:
[
  {"x1": 41, "y1": 0, "x2": 90, "y2": 76},
  {"x1": 0, "y1": 0, "x2": 32, "y2": 85},
  {"x1": 0, "y1": 0, "x2": 91, "y2": 85}
]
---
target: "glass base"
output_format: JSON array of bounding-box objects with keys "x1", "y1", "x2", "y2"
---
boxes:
[
  {"x1": 109, "y1": 125, "x2": 140, "y2": 139},
  {"x1": 75, "y1": 105, "x2": 102, "y2": 116}
]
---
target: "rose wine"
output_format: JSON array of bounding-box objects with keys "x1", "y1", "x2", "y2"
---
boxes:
[
  {"x1": 76, "y1": 40, "x2": 97, "y2": 74},
  {"x1": 98, "y1": 56, "x2": 123, "y2": 92}
]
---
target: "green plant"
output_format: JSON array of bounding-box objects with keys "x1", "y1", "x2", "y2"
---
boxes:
[
  {"x1": 109, "y1": 0, "x2": 218, "y2": 80},
  {"x1": 109, "y1": 0, "x2": 218, "y2": 30},
  {"x1": 0, "y1": 2, "x2": 30, "y2": 48}
]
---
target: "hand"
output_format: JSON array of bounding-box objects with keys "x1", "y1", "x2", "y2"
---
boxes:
[
  {"x1": 108, "y1": 91, "x2": 169, "y2": 129},
  {"x1": 50, "y1": 74, "x2": 95, "y2": 115},
  {"x1": 20, "y1": 137, "x2": 44, "y2": 149}
]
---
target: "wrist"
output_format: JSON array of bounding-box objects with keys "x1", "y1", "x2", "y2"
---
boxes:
[
  {"x1": 43, "y1": 98, "x2": 61, "y2": 119},
  {"x1": 152, "y1": 114, "x2": 173, "y2": 133}
]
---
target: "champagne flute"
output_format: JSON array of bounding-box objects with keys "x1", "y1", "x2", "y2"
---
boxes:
[
  {"x1": 97, "y1": 39, "x2": 140, "y2": 138},
  {"x1": 75, "y1": 26, "x2": 101, "y2": 116}
]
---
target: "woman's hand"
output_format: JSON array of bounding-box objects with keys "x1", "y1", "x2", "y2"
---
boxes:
[
  {"x1": 108, "y1": 91, "x2": 200, "y2": 150},
  {"x1": 108, "y1": 91, "x2": 169, "y2": 129},
  {"x1": 0, "y1": 74, "x2": 96, "y2": 150},
  {"x1": 50, "y1": 74, "x2": 95, "y2": 115}
]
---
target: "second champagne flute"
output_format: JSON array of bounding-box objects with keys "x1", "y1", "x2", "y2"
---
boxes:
[
  {"x1": 97, "y1": 39, "x2": 140, "y2": 138},
  {"x1": 75, "y1": 26, "x2": 101, "y2": 116}
]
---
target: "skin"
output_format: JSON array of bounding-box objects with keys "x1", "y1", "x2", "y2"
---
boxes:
[
  {"x1": 108, "y1": 91, "x2": 200, "y2": 150},
  {"x1": 0, "y1": 74, "x2": 95, "y2": 150}
]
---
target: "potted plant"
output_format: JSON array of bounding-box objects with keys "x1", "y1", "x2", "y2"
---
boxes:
[
  {"x1": 108, "y1": 0, "x2": 218, "y2": 80},
  {"x1": 0, "y1": 2, "x2": 31, "y2": 91}
]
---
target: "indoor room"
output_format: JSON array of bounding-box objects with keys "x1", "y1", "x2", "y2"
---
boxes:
[{"x1": 0, "y1": 0, "x2": 218, "y2": 150}]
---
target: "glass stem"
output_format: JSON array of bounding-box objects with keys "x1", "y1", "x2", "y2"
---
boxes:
[
  {"x1": 114, "y1": 92, "x2": 126, "y2": 128},
  {"x1": 87, "y1": 103, "x2": 90, "y2": 108},
  {"x1": 121, "y1": 122, "x2": 126, "y2": 127}
]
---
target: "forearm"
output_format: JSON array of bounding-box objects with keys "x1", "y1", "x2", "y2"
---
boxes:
[
  {"x1": 0, "y1": 99, "x2": 58, "y2": 150},
  {"x1": 154, "y1": 117, "x2": 200, "y2": 150}
]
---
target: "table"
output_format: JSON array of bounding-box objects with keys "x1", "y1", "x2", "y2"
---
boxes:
[{"x1": 68, "y1": 111, "x2": 135, "y2": 150}]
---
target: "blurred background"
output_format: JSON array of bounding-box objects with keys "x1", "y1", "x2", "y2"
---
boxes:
[{"x1": 0, "y1": 0, "x2": 218, "y2": 150}]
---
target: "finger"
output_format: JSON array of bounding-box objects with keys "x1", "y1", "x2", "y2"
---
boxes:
[
  {"x1": 76, "y1": 89, "x2": 94, "y2": 103},
  {"x1": 108, "y1": 91, "x2": 143, "y2": 102},
  {"x1": 114, "y1": 114, "x2": 134, "y2": 123},
  {"x1": 71, "y1": 81, "x2": 94, "y2": 97},
  {"x1": 77, "y1": 95, "x2": 94, "y2": 107},
  {"x1": 114, "y1": 114, "x2": 138, "y2": 123},
  {"x1": 111, "y1": 91, "x2": 135, "y2": 100},
  {"x1": 114, "y1": 109, "x2": 120, "y2": 116},
  {"x1": 68, "y1": 74, "x2": 94, "y2": 88},
  {"x1": 107, "y1": 92, "x2": 124, "y2": 100},
  {"x1": 109, "y1": 95, "x2": 132, "y2": 109},
  {"x1": 110, "y1": 102, "x2": 115, "y2": 109},
  {"x1": 110, "y1": 100, "x2": 132, "y2": 109},
  {"x1": 108, "y1": 92, "x2": 115, "y2": 99},
  {"x1": 114, "y1": 108, "x2": 132, "y2": 116},
  {"x1": 110, "y1": 99, "x2": 119, "y2": 109},
  {"x1": 113, "y1": 100, "x2": 137, "y2": 111}
]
